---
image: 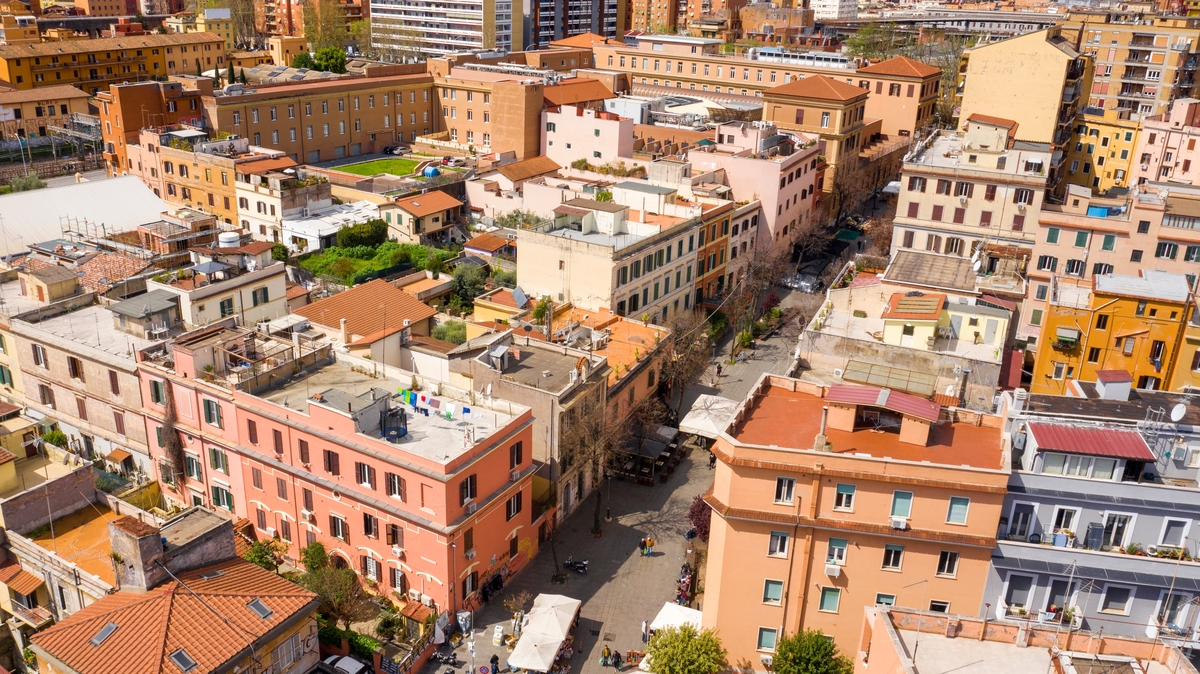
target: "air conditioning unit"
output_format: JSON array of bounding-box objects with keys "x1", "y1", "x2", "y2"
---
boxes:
[
  {"x1": 465, "y1": 548, "x2": 476, "y2": 560},
  {"x1": 408, "y1": 588, "x2": 422, "y2": 602},
  {"x1": 466, "y1": 502, "x2": 478, "y2": 514},
  {"x1": 421, "y1": 594, "x2": 434, "y2": 607},
  {"x1": 300, "y1": 509, "x2": 313, "y2": 521},
  {"x1": 890, "y1": 517, "x2": 907, "y2": 530},
  {"x1": 263, "y1": 526, "x2": 276, "y2": 537},
  {"x1": 959, "y1": 196, "x2": 968, "y2": 204},
  {"x1": 510, "y1": 469, "x2": 520, "y2": 482},
  {"x1": 1017, "y1": 202, "x2": 1026, "y2": 211},
  {"x1": 760, "y1": 655, "x2": 774, "y2": 668},
  {"x1": 832, "y1": 368, "x2": 844, "y2": 378},
  {"x1": 392, "y1": 545, "x2": 404, "y2": 557},
  {"x1": 824, "y1": 563, "x2": 842, "y2": 578},
  {"x1": 1142, "y1": 164, "x2": 1150, "y2": 170}
]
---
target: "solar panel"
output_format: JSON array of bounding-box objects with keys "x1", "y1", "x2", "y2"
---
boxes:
[
  {"x1": 198, "y1": 570, "x2": 225, "y2": 580},
  {"x1": 89, "y1": 622, "x2": 119, "y2": 647},
  {"x1": 841, "y1": 360, "x2": 936, "y2": 398},
  {"x1": 511, "y1": 286, "x2": 528, "y2": 309}
]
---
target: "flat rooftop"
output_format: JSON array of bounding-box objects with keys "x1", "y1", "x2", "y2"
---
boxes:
[
  {"x1": 814, "y1": 303, "x2": 1006, "y2": 364},
  {"x1": 910, "y1": 131, "x2": 1052, "y2": 170},
  {"x1": 0, "y1": 455, "x2": 78, "y2": 501},
  {"x1": 0, "y1": 279, "x2": 65, "y2": 316},
  {"x1": 731, "y1": 385, "x2": 1005, "y2": 470},
  {"x1": 30, "y1": 504, "x2": 119, "y2": 585},
  {"x1": 22, "y1": 304, "x2": 160, "y2": 357},
  {"x1": 258, "y1": 361, "x2": 520, "y2": 465},
  {"x1": 486, "y1": 343, "x2": 589, "y2": 393},
  {"x1": 898, "y1": 629, "x2": 1172, "y2": 674}
]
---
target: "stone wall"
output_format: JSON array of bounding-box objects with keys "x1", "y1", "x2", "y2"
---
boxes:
[{"x1": 0, "y1": 464, "x2": 99, "y2": 535}]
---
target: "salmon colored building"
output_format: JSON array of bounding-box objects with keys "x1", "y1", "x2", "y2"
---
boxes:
[
  {"x1": 137, "y1": 322, "x2": 539, "y2": 614},
  {"x1": 702, "y1": 375, "x2": 1009, "y2": 667}
]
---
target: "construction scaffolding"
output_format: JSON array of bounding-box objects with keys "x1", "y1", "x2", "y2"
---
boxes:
[{"x1": 46, "y1": 113, "x2": 103, "y2": 159}]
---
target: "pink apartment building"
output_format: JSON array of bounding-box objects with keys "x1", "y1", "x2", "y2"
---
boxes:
[
  {"x1": 137, "y1": 322, "x2": 540, "y2": 612},
  {"x1": 541, "y1": 104, "x2": 634, "y2": 167},
  {"x1": 1130, "y1": 97, "x2": 1200, "y2": 187}
]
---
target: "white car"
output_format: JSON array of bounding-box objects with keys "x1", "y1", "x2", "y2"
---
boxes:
[{"x1": 324, "y1": 655, "x2": 371, "y2": 674}]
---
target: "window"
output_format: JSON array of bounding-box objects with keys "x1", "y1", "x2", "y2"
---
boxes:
[
  {"x1": 946, "y1": 497, "x2": 970, "y2": 524},
  {"x1": 355, "y1": 462, "x2": 376, "y2": 489},
  {"x1": 757, "y1": 628, "x2": 778, "y2": 652},
  {"x1": 891, "y1": 491, "x2": 913, "y2": 518},
  {"x1": 67, "y1": 356, "x2": 84, "y2": 381},
  {"x1": 247, "y1": 419, "x2": 258, "y2": 444},
  {"x1": 1102, "y1": 513, "x2": 1133, "y2": 549},
  {"x1": 363, "y1": 513, "x2": 379, "y2": 538},
  {"x1": 833, "y1": 484, "x2": 855, "y2": 511},
  {"x1": 819, "y1": 587, "x2": 840, "y2": 613},
  {"x1": 149, "y1": 379, "x2": 165, "y2": 404},
  {"x1": 1075, "y1": 231, "x2": 1089, "y2": 247},
  {"x1": 323, "y1": 449, "x2": 340, "y2": 476},
  {"x1": 330, "y1": 515, "x2": 347, "y2": 541},
  {"x1": 1161, "y1": 519, "x2": 1189, "y2": 547},
  {"x1": 277, "y1": 477, "x2": 287, "y2": 500},
  {"x1": 763, "y1": 580, "x2": 783, "y2": 605},
  {"x1": 184, "y1": 454, "x2": 202, "y2": 480},
  {"x1": 876, "y1": 594, "x2": 896, "y2": 606},
  {"x1": 386, "y1": 472, "x2": 406, "y2": 500},
  {"x1": 387, "y1": 523, "x2": 403, "y2": 547},
  {"x1": 1046, "y1": 227, "x2": 1060, "y2": 244},
  {"x1": 768, "y1": 531, "x2": 788, "y2": 557},
  {"x1": 1157, "y1": 242, "x2": 1179, "y2": 259},
  {"x1": 460, "y1": 475, "x2": 477, "y2": 504},
  {"x1": 203, "y1": 399, "x2": 222, "y2": 428},
  {"x1": 299, "y1": 439, "x2": 309, "y2": 464},
  {"x1": 929, "y1": 601, "x2": 951, "y2": 613},
  {"x1": 219, "y1": 298, "x2": 234, "y2": 317},
  {"x1": 1101, "y1": 585, "x2": 1133, "y2": 614},
  {"x1": 774, "y1": 477, "x2": 795, "y2": 504},
  {"x1": 251, "y1": 467, "x2": 263, "y2": 490},
  {"x1": 882, "y1": 544, "x2": 904, "y2": 570},
  {"x1": 108, "y1": 370, "x2": 120, "y2": 395},
  {"x1": 1065, "y1": 259, "x2": 1084, "y2": 276},
  {"x1": 1037, "y1": 255, "x2": 1058, "y2": 272},
  {"x1": 936, "y1": 550, "x2": 959, "y2": 577},
  {"x1": 209, "y1": 447, "x2": 228, "y2": 474},
  {"x1": 211, "y1": 485, "x2": 233, "y2": 511},
  {"x1": 826, "y1": 538, "x2": 847, "y2": 565},
  {"x1": 1088, "y1": 347, "x2": 1101, "y2": 363},
  {"x1": 506, "y1": 492, "x2": 522, "y2": 520}
]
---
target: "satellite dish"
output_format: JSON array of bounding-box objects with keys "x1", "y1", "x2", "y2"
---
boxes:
[
  {"x1": 1172, "y1": 403, "x2": 1187, "y2": 422},
  {"x1": 973, "y1": 259, "x2": 982, "y2": 272}
]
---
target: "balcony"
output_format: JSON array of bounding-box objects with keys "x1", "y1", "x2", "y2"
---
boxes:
[{"x1": 10, "y1": 603, "x2": 53, "y2": 629}]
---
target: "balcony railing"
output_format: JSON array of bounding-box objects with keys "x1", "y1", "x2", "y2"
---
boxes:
[{"x1": 11, "y1": 604, "x2": 53, "y2": 628}]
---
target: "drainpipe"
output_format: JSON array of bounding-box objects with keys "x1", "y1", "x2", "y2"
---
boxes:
[{"x1": 791, "y1": 462, "x2": 823, "y2": 636}]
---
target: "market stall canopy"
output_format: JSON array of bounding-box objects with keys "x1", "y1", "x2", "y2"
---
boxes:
[
  {"x1": 509, "y1": 632, "x2": 561, "y2": 672},
  {"x1": 679, "y1": 394, "x2": 738, "y2": 439},
  {"x1": 649, "y1": 603, "x2": 703, "y2": 632},
  {"x1": 522, "y1": 611, "x2": 572, "y2": 642},
  {"x1": 529, "y1": 594, "x2": 581, "y2": 633}
]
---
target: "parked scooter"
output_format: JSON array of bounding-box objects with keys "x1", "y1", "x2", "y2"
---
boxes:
[
  {"x1": 563, "y1": 555, "x2": 589, "y2": 574},
  {"x1": 433, "y1": 650, "x2": 460, "y2": 667}
]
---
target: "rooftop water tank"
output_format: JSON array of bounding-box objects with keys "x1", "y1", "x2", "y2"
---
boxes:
[{"x1": 218, "y1": 231, "x2": 241, "y2": 248}]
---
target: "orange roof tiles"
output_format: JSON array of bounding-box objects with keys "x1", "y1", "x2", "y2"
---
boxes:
[
  {"x1": 285, "y1": 283, "x2": 310, "y2": 300},
  {"x1": 550, "y1": 307, "x2": 669, "y2": 386},
  {"x1": 0, "y1": 557, "x2": 44, "y2": 596},
  {"x1": 549, "y1": 32, "x2": 621, "y2": 48},
  {"x1": 31, "y1": 558, "x2": 318, "y2": 674},
  {"x1": 967, "y1": 113, "x2": 1019, "y2": 129},
  {"x1": 543, "y1": 79, "x2": 615, "y2": 107},
  {"x1": 857, "y1": 55, "x2": 942, "y2": 78},
  {"x1": 294, "y1": 278, "x2": 437, "y2": 341},
  {"x1": 239, "y1": 241, "x2": 276, "y2": 255},
  {"x1": 237, "y1": 156, "x2": 299, "y2": 175},
  {"x1": 392, "y1": 190, "x2": 463, "y2": 218},
  {"x1": 465, "y1": 233, "x2": 513, "y2": 253},
  {"x1": 764, "y1": 74, "x2": 868, "y2": 102},
  {"x1": 76, "y1": 254, "x2": 152, "y2": 292}
]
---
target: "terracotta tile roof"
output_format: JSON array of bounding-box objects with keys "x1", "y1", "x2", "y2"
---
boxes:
[
  {"x1": 549, "y1": 32, "x2": 621, "y2": 48},
  {"x1": 1096, "y1": 369, "x2": 1133, "y2": 383},
  {"x1": 764, "y1": 75, "x2": 868, "y2": 102},
  {"x1": 238, "y1": 241, "x2": 275, "y2": 255},
  {"x1": 285, "y1": 283, "x2": 310, "y2": 300},
  {"x1": 857, "y1": 55, "x2": 942, "y2": 79},
  {"x1": 0, "y1": 557, "x2": 44, "y2": 596},
  {"x1": 544, "y1": 79, "x2": 615, "y2": 107},
  {"x1": 110, "y1": 516, "x2": 158, "y2": 538},
  {"x1": 31, "y1": 558, "x2": 318, "y2": 674},
  {"x1": 1026, "y1": 422, "x2": 1154, "y2": 461},
  {"x1": 392, "y1": 190, "x2": 463, "y2": 218},
  {"x1": 237, "y1": 156, "x2": 299, "y2": 175},
  {"x1": 294, "y1": 278, "x2": 437, "y2": 341},
  {"x1": 0, "y1": 31, "x2": 222, "y2": 58},
  {"x1": 826, "y1": 383, "x2": 940, "y2": 422},
  {"x1": 408, "y1": 335, "x2": 457, "y2": 354},
  {"x1": 881, "y1": 292, "x2": 945, "y2": 321},
  {"x1": 966, "y1": 113, "x2": 1019, "y2": 129},
  {"x1": 473, "y1": 320, "x2": 547, "y2": 340},
  {"x1": 495, "y1": 156, "x2": 561, "y2": 183},
  {"x1": 0, "y1": 85, "x2": 88, "y2": 104},
  {"x1": 465, "y1": 233, "x2": 512, "y2": 253},
  {"x1": 76, "y1": 253, "x2": 152, "y2": 292}
]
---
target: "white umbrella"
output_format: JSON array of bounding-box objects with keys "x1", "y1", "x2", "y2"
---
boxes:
[
  {"x1": 508, "y1": 632, "x2": 561, "y2": 672},
  {"x1": 649, "y1": 603, "x2": 703, "y2": 632},
  {"x1": 679, "y1": 394, "x2": 739, "y2": 439}
]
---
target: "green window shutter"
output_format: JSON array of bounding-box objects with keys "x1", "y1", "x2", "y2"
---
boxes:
[
  {"x1": 1102, "y1": 234, "x2": 1116, "y2": 251},
  {"x1": 156, "y1": 427, "x2": 163, "y2": 447},
  {"x1": 1046, "y1": 228, "x2": 1060, "y2": 244}
]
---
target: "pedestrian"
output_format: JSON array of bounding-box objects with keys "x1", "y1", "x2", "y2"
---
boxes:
[
  {"x1": 491, "y1": 654, "x2": 500, "y2": 674},
  {"x1": 638, "y1": 537, "x2": 646, "y2": 555},
  {"x1": 601, "y1": 645, "x2": 612, "y2": 666},
  {"x1": 642, "y1": 620, "x2": 649, "y2": 644},
  {"x1": 647, "y1": 536, "x2": 655, "y2": 556},
  {"x1": 612, "y1": 650, "x2": 623, "y2": 670},
  {"x1": 716, "y1": 364, "x2": 723, "y2": 377},
  {"x1": 708, "y1": 452, "x2": 716, "y2": 469}
]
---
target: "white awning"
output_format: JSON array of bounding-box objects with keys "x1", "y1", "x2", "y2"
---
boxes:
[
  {"x1": 679, "y1": 394, "x2": 739, "y2": 439},
  {"x1": 508, "y1": 633, "x2": 561, "y2": 672},
  {"x1": 649, "y1": 603, "x2": 702, "y2": 632}
]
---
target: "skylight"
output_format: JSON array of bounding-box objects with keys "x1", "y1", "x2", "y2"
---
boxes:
[
  {"x1": 198, "y1": 570, "x2": 225, "y2": 580},
  {"x1": 247, "y1": 598, "x2": 273, "y2": 620},
  {"x1": 89, "y1": 622, "x2": 118, "y2": 647},
  {"x1": 169, "y1": 649, "x2": 198, "y2": 673}
]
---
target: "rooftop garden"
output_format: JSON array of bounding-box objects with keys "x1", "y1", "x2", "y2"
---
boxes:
[{"x1": 336, "y1": 158, "x2": 420, "y2": 177}]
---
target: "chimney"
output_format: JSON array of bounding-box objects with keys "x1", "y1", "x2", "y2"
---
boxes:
[
  {"x1": 1095, "y1": 370, "x2": 1132, "y2": 401},
  {"x1": 108, "y1": 516, "x2": 167, "y2": 592},
  {"x1": 339, "y1": 317, "x2": 348, "y2": 344},
  {"x1": 814, "y1": 406, "x2": 829, "y2": 451},
  {"x1": 1011, "y1": 388, "x2": 1028, "y2": 414}
]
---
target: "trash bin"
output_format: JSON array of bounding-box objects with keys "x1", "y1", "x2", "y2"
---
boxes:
[{"x1": 457, "y1": 611, "x2": 473, "y2": 633}]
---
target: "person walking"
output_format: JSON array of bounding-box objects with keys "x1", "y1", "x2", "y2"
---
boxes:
[
  {"x1": 715, "y1": 364, "x2": 723, "y2": 377},
  {"x1": 708, "y1": 452, "x2": 716, "y2": 469},
  {"x1": 647, "y1": 536, "x2": 655, "y2": 556},
  {"x1": 638, "y1": 537, "x2": 646, "y2": 555},
  {"x1": 601, "y1": 645, "x2": 612, "y2": 666},
  {"x1": 641, "y1": 620, "x2": 649, "y2": 644},
  {"x1": 491, "y1": 654, "x2": 500, "y2": 674}
]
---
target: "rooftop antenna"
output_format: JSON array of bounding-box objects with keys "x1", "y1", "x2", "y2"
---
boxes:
[{"x1": 1172, "y1": 403, "x2": 1186, "y2": 423}]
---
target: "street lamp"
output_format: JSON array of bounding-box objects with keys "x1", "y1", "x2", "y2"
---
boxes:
[{"x1": 605, "y1": 470, "x2": 612, "y2": 522}]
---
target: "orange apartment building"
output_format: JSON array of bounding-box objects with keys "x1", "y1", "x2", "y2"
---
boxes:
[
  {"x1": 703, "y1": 375, "x2": 1008, "y2": 665},
  {"x1": 696, "y1": 201, "x2": 733, "y2": 306},
  {"x1": 761, "y1": 75, "x2": 872, "y2": 188},
  {"x1": 98, "y1": 77, "x2": 210, "y2": 177}
]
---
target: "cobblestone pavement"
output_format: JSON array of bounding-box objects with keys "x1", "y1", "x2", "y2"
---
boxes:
[{"x1": 426, "y1": 452, "x2": 714, "y2": 674}]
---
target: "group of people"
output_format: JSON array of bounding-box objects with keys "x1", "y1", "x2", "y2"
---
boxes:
[
  {"x1": 676, "y1": 562, "x2": 694, "y2": 605},
  {"x1": 638, "y1": 536, "x2": 656, "y2": 556},
  {"x1": 599, "y1": 645, "x2": 624, "y2": 669}
]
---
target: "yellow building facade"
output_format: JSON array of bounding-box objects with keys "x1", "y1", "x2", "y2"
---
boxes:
[
  {"x1": 1031, "y1": 271, "x2": 1192, "y2": 394},
  {"x1": 1066, "y1": 107, "x2": 1141, "y2": 193},
  {"x1": 1168, "y1": 303, "x2": 1200, "y2": 391}
]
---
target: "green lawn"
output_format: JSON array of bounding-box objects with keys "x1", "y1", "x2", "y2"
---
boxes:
[{"x1": 336, "y1": 158, "x2": 420, "y2": 177}]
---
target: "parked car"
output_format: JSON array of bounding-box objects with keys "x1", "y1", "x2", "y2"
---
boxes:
[
  {"x1": 323, "y1": 656, "x2": 371, "y2": 674},
  {"x1": 441, "y1": 156, "x2": 466, "y2": 167},
  {"x1": 795, "y1": 273, "x2": 824, "y2": 293}
]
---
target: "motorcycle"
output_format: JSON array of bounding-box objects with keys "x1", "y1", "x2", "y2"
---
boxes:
[
  {"x1": 434, "y1": 650, "x2": 460, "y2": 667},
  {"x1": 563, "y1": 555, "x2": 589, "y2": 574}
]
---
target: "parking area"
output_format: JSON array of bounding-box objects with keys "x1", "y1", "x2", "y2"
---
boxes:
[{"x1": 424, "y1": 451, "x2": 712, "y2": 674}]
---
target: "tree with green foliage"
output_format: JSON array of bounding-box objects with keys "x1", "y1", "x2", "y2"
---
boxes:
[
  {"x1": 451, "y1": 264, "x2": 485, "y2": 306},
  {"x1": 531, "y1": 296, "x2": 552, "y2": 323},
  {"x1": 238, "y1": 68, "x2": 247, "y2": 84},
  {"x1": 595, "y1": 190, "x2": 613, "y2": 202},
  {"x1": 495, "y1": 209, "x2": 547, "y2": 230},
  {"x1": 41, "y1": 429, "x2": 68, "y2": 448},
  {"x1": 244, "y1": 538, "x2": 289, "y2": 574},
  {"x1": 272, "y1": 243, "x2": 289, "y2": 262},
  {"x1": 773, "y1": 629, "x2": 853, "y2": 674},
  {"x1": 10, "y1": 174, "x2": 46, "y2": 192},
  {"x1": 304, "y1": 566, "x2": 377, "y2": 629},
  {"x1": 335, "y1": 218, "x2": 388, "y2": 248},
  {"x1": 646, "y1": 625, "x2": 727, "y2": 674},
  {"x1": 314, "y1": 46, "x2": 348, "y2": 73},
  {"x1": 292, "y1": 52, "x2": 316, "y2": 69},
  {"x1": 196, "y1": 58, "x2": 203, "y2": 76},
  {"x1": 844, "y1": 22, "x2": 902, "y2": 61},
  {"x1": 432, "y1": 320, "x2": 467, "y2": 344},
  {"x1": 226, "y1": 60, "x2": 235, "y2": 84},
  {"x1": 300, "y1": 541, "x2": 329, "y2": 571},
  {"x1": 491, "y1": 268, "x2": 516, "y2": 286}
]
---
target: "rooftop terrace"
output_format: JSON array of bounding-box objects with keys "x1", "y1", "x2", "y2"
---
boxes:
[
  {"x1": 0, "y1": 454, "x2": 78, "y2": 501},
  {"x1": 21, "y1": 304, "x2": 161, "y2": 358},
  {"x1": 30, "y1": 505, "x2": 120, "y2": 586},
  {"x1": 730, "y1": 379, "x2": 1005, "y2": 470}
]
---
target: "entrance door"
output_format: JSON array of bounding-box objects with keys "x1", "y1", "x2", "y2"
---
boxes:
[
  {"x1": 949, "y1": 315, "x2": 962, "y2": 339},
  {"x1": 1009, "y1": 503, "x2": 1036, "y2": 539},
  {"x1": 984, "y1": 319, "x2": 998, "y2": 344},
  {"x1": 900, "y1": 324, "x2": 914, "y2": 347}
]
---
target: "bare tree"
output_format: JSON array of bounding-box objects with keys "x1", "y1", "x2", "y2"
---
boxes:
[
  {"x1": 558, "y1": 382, "x2": 624, "y2": 535},
  {"x1": 209, "y1": 0, "x2": 258, "y2": 48},
  {"x1": 304, "y1": 0, "x2": 349, "y2": 51},
  {"x1": 662, "y1": 312, "x2": 711, "y2": 416},
  {"x1": 905, "y1": 31, "x2": 974, "y2": 128}
]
